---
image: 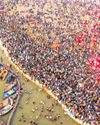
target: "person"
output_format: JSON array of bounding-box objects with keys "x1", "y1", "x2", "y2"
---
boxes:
[{"x1": 1, "y1": 0, "x2": 99, "y2": 124}]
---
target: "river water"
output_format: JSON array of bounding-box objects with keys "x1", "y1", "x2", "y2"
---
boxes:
[{"x1": 0, "y1": 47, "x2": 79, "y2": 125}]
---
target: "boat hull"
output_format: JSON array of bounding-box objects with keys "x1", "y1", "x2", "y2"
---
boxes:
[{"x1": 3, "y1": 86, "x2": 18, "y2": 99}]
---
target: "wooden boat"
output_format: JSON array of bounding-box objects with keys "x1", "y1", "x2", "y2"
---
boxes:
[
  {"x1": 0, "y1": 93, "x2": 18, "y2": 109},
  {"x1": 6, "y1": 74, "x2": 15, "y2": 84},
  {"x1": 0, "y1": 98, "x2": 13, "y2": 109},
  {"x1": 0, "y1": 70, "x2": 8, "y2": 80},
  {"x1": 4, "y1": 80, "x2": 17, "y2": 92},
  {"x1": 10, "y1": 93, "x2": 18, "y2": 100},
  {"x1": 3, "y1": 85, "x2": 18, "y2": 99},
  {"x1": 0, "y1": 104, "x2": 13, "y2": 116},
  {"x1": 13, "y1": 85, "x2": 19, "y2": 91}
]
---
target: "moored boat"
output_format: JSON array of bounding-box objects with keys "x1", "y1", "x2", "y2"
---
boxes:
[
  {"x1": 0, "y1": 104, "x2": 13, "y2": 116},
  {"x1": 3, "y1": 85, "x2": 18, "y2": 99},
  {"x1": 0, "y1": 70, "x2": 8, "y2": 80},
  {"x1": 4, "y1": 80, "x2": 17, "y2": 92},
  {"x1": 10, "y1": 93, "x2": 18, "y2": 100},
  {"x1": 0, "y1": 98, "x2": 13, "y2": 109},
  {"x1": 6, "y1": 74, "x2": 15, "y2": 84}
]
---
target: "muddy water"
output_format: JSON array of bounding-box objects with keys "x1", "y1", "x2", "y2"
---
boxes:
[
  {"x1": 0, "y1": 81, "x2": 5, "y2": 102},
  {"x1": 0, "y1": 47, "x2": 79, "y2": 125}
]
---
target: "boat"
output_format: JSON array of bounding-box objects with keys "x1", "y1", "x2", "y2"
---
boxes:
[
  {"x1": 6, "y1": 74, "x2": 15, "y2": 84},
  {"x1": 3, "y1": 85, "x2": 18, "y2": 99},
  {"x1": 0, "y1": 104, "x2": 13, "y2": 116},
  {"x1": 3, "y1": 89, "x2": 15, "y2": 99},
  {"x1": 13, "y1": 85, "x2": 19, "y2": 91},
  {"x1": 4, "y1": 80, "x2": 17, "y2": 92},
  {"x1": 0, "y1": 70, "x2": 8, "y2": 80},
  {"x1": 10, "y1": 93, "x2": 18, "y2": 100},
  {"x1": 0, "y1": 98, "x2": 13, "y2": 109},
  {"x1": 0, "y1": 93, "x2": 17, "y2": 109}
]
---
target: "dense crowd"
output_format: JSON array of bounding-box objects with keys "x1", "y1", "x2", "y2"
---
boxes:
[{"x1": 0, "y1": 0, "x2": 100, "y2": 125}]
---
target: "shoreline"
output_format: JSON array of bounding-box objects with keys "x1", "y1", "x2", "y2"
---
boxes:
[
  {"x1": 0, "y1": 40, "x2": 88, "y2": 125},
  {"x1": 0, "y1": 62, "x2": 21, "y2": 125}
]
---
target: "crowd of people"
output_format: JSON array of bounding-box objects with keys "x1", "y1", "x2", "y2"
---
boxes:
[{"x1": 0, "y1": 0, "x2": 100, "y2": 125}]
